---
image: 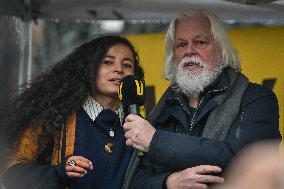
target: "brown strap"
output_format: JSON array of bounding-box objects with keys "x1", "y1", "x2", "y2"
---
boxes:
[{"x1": 51, "y1": 112, "x2": 76, "y2": 165}]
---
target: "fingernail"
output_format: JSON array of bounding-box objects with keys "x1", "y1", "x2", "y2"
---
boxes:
[
  {"x1": 90, "y1": 165, "x2": 94, "y2": 170},
  {"x1": 84, "y1": 170, "x2": 87, "y2": 174}
]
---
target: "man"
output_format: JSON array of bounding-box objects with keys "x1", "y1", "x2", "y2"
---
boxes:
[{"x1": 123, "y1": 9, "x2": 281, "y2": 189}]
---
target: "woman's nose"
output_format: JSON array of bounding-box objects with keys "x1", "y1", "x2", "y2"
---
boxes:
[{"x1": 114, "y1": 62, "x2": 123, "y2": 73}]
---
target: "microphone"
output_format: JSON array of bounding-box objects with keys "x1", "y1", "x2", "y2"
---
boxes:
[{"x1": 118, "y1": 75, "x2": 145, "y2": 157}]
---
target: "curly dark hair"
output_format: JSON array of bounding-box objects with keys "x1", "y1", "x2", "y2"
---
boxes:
[{"x1": 0, "y1": 35, "x2": 144, "y2": 156}]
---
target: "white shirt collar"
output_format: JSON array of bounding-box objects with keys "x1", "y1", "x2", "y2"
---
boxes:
[{"x1": 82, "y1": 95, "x2": 124, "y2": 125}]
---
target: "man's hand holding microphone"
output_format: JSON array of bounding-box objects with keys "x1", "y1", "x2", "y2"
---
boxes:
[
  {"x1": 118, "y1": 75, "x2": 155, "y2": 153},
  {"x1": 124, "y1": 114, "x2": 156, "y2": 152}
]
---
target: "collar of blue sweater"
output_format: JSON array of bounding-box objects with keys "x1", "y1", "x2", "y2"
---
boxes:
[{"x1": 82, "y1": 95, "x2": 124, "y2": 125}]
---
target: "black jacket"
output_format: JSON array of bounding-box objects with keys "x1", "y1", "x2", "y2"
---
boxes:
[{"x1": 129, "y1": 69, "x2": 281, "y2": 189}]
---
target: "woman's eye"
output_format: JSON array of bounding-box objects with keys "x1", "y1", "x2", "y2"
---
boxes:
[
  {"x1": 123, "y1": 63, "x2": 133, "y2": 68},
  {"x1": 102, "y1": 59, "x2": 112, "y2": 64}
]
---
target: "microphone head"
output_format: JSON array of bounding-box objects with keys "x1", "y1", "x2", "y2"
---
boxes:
[{"x1": 118, "y1": 75, "x2": 145, "y2": 107}]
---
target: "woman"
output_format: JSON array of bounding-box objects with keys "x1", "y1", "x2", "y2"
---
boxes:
[{"x1": 1, "y1": 35, "x2": 144, "y2": 189}]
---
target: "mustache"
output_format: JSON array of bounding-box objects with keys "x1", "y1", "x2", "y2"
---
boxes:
[{"x1": 179, "y1": 56, "x2": 205, "y2": 68}]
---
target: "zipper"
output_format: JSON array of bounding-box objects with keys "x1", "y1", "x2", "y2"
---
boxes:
[
  {"x1": 174, "y1": 98, "x2": 191, "y2": 133},
  {"x1": 188, "y1": 86, "x2": 228, "y2": 134}
]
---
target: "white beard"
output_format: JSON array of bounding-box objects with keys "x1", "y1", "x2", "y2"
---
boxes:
[{"x1": 173, "y1": 56, "x2": 223, "y2": 98}]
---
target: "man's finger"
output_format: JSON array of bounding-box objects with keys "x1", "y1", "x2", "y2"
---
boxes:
[
  {"x1": 123, "y1": 122, "x2": 132, "y2": 131},
  {"x1": 190, "y1": 183, "x2": 209, "y2": 189},
  {"x1": 125, "y1": 114, "x2": 139, "y2": 122},
  {"x1": 196, "y1": 174, "x2": 224, "y2": 184},
  {"x1": 124, "y1": 130, "x2": 133, "y2": 139},
  {"x1": 193, "y1": 165, "x2": 222, "y2": 174},
  {"x1": 126, "y1": 138, "x2": 134, "y2": 147}
]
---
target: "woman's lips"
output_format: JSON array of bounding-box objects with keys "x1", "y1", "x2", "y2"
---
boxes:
[{"x1": 109, "y1": 78, "x2": 122, "y2": 84}]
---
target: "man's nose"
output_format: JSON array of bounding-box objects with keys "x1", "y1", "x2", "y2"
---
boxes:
[{"x1": 185, "y1": 43, "x2": 197, "y2": 56}]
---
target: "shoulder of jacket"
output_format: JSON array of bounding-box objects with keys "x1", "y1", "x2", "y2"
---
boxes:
[{"x1": 242, "y1": 82, "x2": 277, "y2": 106}]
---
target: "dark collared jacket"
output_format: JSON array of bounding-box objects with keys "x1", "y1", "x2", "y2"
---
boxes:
[{"x1": 128, "y1": 68, "x2": 281, "y2": 189}]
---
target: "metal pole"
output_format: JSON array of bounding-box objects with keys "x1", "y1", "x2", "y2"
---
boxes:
[{"x1": 18, "y1": 20, "x2": 33, "y2": 88}]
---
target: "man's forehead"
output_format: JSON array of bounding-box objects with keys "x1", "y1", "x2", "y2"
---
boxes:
[{"x1": 175, "y1": 19, "x2": 213, "y2": 40}]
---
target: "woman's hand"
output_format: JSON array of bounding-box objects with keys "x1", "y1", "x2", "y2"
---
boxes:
[{"x1": 65, "y1": 156, "x2": 93, "y2": 177}]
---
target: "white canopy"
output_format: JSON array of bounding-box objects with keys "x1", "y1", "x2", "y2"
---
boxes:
[{"x1": 1, "y1": 0, "x2": 284, "y2": 22}]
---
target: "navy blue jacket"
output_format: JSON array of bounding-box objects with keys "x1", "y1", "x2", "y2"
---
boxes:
[{"x1": 129, "y1": 69, "x2": 281, "y2": 189}]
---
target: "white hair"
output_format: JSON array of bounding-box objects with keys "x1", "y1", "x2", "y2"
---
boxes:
[{"x1": 164, "y1": 9, "x2": 241, "y2": 80}]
